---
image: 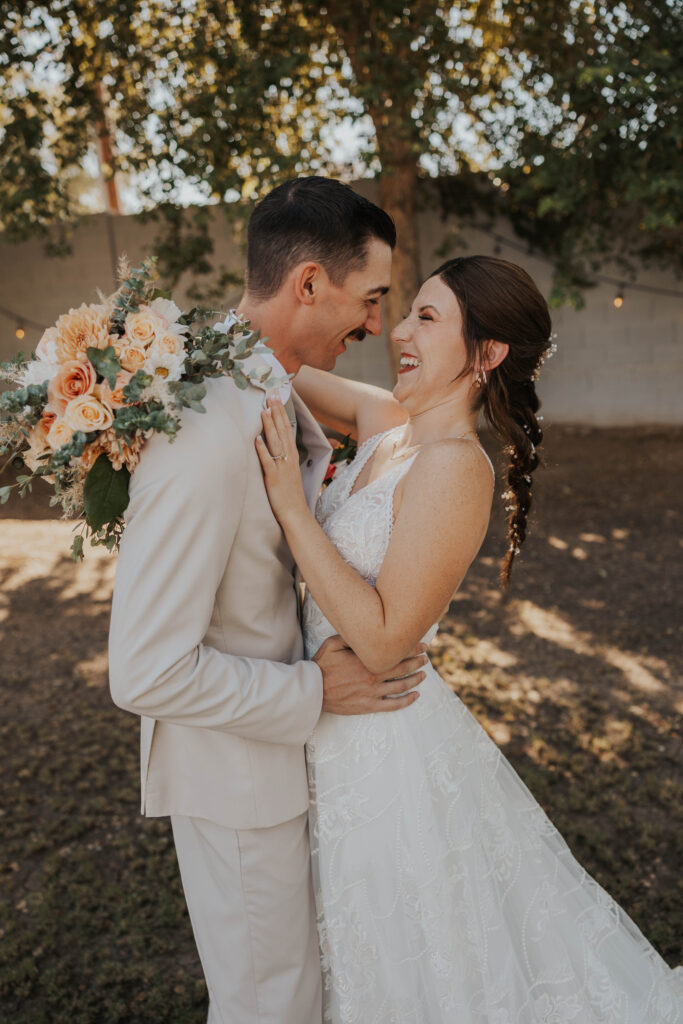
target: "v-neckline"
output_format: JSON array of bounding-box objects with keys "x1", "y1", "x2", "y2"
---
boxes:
[{"x1": 347, "y1": 426, "x2": 412, "y2": 500}]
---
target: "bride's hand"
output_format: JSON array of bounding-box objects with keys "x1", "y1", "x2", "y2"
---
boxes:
[{"x1": 255, "y1": 398, "x2": 309, "y2": 526}]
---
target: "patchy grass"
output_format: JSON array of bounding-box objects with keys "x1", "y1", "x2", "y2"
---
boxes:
[{"x1": 1, "y1": 427, "x2": 681, "y2": 1020}]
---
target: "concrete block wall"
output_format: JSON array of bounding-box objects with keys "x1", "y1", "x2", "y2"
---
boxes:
[{"x1": 1, "y1": 185, "x2": 681, "y2": 426}]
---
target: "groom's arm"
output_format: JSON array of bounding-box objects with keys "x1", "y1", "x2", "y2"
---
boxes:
[{"x1": 108, "y1": 395, "x2": 322, "y2": 746}]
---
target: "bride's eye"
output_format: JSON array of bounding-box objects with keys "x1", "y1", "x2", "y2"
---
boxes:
[{"x1": 419, "y1": 314, "x2": 433, "y2": 321}]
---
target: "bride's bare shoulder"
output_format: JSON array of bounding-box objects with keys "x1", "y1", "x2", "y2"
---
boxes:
[{"x1": 400, "y1": 438, "x2": 495, "y2": 505}]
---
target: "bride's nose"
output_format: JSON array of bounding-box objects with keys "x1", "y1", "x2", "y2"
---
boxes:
[{"x1": 390, "y1": 317, "x2": 411, "y2": 346}]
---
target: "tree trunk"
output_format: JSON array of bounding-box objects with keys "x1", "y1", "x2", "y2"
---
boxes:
[
  {"x1": 322, "y1": 5, "x2": 424, "y2": 381},
  {"x1": 377, "y1": 156, "x2": 422, "y2": 379}
]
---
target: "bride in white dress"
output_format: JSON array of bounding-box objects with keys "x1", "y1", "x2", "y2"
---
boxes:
[{"x1": 256, "y1": 255, "x2": 682, "y2": 1023}]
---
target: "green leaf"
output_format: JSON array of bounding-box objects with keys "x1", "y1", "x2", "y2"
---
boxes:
[
  {"x1": 0, "y1": 485, "x2": 13, "y2": 504},
  {"x1": 71, "y1": 535, "x2": 85, "y2": 561},
  {"x1": 86, "y1": 345, "x2": 121, "y2": 389},
  {"x1": 83, "y1": 454, "x2": 130, "y2": 532},
  {"x1": 121, "y1": 370, "x2": 154, "y2": 403},
  {"x1": 169, "y1": 380, "x2": 207, "y2": 412}
]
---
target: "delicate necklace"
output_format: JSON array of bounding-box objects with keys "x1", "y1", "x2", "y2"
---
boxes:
[
  {"x1": 389, "y1": 426, "x2": 480, "y2": 461},
  {"x1": 409, "y1": 394, "x2": 462, "y2": 420}
]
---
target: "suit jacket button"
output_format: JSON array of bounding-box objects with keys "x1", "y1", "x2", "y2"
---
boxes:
[{"x1": 306, "y1": 458, "x2": 313, "y2": 467}]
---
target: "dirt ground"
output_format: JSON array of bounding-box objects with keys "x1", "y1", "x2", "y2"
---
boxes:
[{"x1": 1, "y1": 426, "x2": 681, "y2": 1022}]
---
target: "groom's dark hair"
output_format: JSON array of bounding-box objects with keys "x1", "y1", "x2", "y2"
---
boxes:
[{"x1": 246, "y1": 176, "x2": 396, "y2": 299}]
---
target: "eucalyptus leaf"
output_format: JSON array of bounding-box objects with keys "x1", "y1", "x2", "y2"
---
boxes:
[
  {"x1": 71, "y1": 535, "x2": 85, "y2": 561},
  {"x1": 86, "y1": 345, "x2": 121, "y2": 389},
  {"x1": 83, "y1": 454, "x2": 130, "y2": 532}
]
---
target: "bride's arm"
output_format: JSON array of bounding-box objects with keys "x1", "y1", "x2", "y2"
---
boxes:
[
  {"x1": 293, "y1": 366, "x2": 407, "y2": 442},
  {"x1": 256, "y1": 400, "x2": 493, "y2": 674}
]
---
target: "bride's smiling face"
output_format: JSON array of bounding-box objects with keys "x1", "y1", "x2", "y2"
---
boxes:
[{"x1": 391, "y1": 276, "x2": 471, "y2": 411}]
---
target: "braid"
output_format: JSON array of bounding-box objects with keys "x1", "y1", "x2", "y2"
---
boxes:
[
  {"x1": 486, "y1": 376, "x2": 543, "y2": 587},
  {"x1": 431, "y1": 255, "x2": 553, "y2": 587}
]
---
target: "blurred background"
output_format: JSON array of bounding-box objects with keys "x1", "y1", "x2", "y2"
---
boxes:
[{"x1": 1, "y1": 3, "x2": 681, "y2": 1021}]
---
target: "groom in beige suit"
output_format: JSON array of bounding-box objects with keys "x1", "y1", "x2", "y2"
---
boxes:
[{"x1": 108, "y1": 177, "x2": 427, "y2": 1023}]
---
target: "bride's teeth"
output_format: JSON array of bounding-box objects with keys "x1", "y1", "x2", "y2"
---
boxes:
[{"x1": 400, "y1": 356, "x2": 420, "y2": 368}]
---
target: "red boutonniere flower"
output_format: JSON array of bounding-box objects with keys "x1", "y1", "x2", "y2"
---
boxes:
[{"x1": 323, "y1": 434, "x2": 357, "y2": 487}]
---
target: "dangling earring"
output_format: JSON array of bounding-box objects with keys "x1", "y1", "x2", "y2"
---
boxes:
[{"x1": 474, "y1": 367, "x2": 487, "y2": 388}]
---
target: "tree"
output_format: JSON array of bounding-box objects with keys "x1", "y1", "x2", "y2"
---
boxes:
[{"x1": 1, "y1": 1, "x2": 681, "y2": 361}]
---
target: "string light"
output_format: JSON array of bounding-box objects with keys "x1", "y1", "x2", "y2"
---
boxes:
[
  {"x1": 0, "y1": 305, "x2": 48, "y2": 335},
  {"x1": 1, "y1": 227, "x2": 681, "y2": 335}
]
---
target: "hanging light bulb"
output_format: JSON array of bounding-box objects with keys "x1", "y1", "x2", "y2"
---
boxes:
[
  {"x1": 15, "y1": 323, "x2": 25, "y2": 340},
  {"x1": 613, "y1": 286, "x2": 624, "y2": 309}
]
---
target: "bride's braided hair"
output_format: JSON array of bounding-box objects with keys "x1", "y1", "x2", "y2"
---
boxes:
[{"x1": 431, "y1": 256, "x2": 553, "y2": 587}]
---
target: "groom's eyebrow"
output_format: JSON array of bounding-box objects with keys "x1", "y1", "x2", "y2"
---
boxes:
[{"x1": 366, "y1": 286, "x2": 390, "y2": 297}]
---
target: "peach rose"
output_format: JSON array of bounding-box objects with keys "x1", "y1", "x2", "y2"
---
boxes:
[
  {"x1": 53, "y1": 303, "x2": 111, "y2": 362},
  {"x1": 63, "y1": 395, "x2": 114, "y2": 434},
  {"x1": 37, "y1": 409, "x2": 57, "y2": 443},
  {"x1": 117, "y1": 344, "x2": 147, "y2": 373},
  {"x1": 46, "y1": 417, "x2": 76, "y2": 450},
  {"x1": 47, "y1": 359, "x2": 96, "y2": 415},
  {"x1": 98, "y1": 369, "x2": 133, "y2": 410},
  {"x1": 124, "y1": 308, "x2": 165, "y2": 348}
]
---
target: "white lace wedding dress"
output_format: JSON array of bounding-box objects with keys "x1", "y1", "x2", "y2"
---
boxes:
[{"x1": 302, "y1": 428, "x2": 683, "y2": 1024}]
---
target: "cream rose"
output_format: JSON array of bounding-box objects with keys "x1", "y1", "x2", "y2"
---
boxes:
[
  {"x1": 46, "y1": 417, "x2": 76, "y2": 450},
  {"x1": 151, "y1": 330, "x2": 185, "y2": 357},
  {"x1": 53, "y1": 303, "x2": 111, "y2": 362},
  {"x1": 117, "y1": 344, "x2": 147, "y2": 373},
  {"x1": 124, "y1": 308, "x2": 165, "y2": 348},
  {"x1": 47, "y1": 359, "x2": 96, "y2": 414},
  {"x1": 63, "y1": 395, "x2": 114, "y2": 433}
]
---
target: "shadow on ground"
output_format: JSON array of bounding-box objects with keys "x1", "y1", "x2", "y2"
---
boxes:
[{"x1": 1, "y1": 427, "x2": 681, "y2": 1021}]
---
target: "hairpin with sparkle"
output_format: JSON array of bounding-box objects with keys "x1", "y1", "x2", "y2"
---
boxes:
[{"x1": 531, "y1": 332, "x2": 558, "y2": 383}]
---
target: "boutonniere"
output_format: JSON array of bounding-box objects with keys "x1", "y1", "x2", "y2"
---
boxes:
[{"x1": 323, "y1": 434, "x2": 357, "y2": 486}]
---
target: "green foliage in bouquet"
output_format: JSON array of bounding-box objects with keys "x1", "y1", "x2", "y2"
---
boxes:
[{"x1": 0, "y1": 257, "x2": 280, "y2": 560}]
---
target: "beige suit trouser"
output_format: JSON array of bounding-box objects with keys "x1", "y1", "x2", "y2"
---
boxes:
[{"x1": 171, "y1": 811, "x2": 322, "y2": 1024}]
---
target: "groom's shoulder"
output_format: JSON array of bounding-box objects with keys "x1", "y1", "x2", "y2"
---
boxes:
[
  {"x1": 200, "y1": 375, "x2": 261, "y2": 432},
  {"x1": 131, "y1": 376, "x2": 259, "y2": 486}
]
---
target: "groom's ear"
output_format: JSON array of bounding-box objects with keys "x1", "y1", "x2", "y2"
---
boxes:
[{"x1": 293, "y1": 262, "x2": 321, "y2": 306}]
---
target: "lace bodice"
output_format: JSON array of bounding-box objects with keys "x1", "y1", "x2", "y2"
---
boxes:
[{"x1": 302, "y1": 428, "x2": 427, "y2": 659}]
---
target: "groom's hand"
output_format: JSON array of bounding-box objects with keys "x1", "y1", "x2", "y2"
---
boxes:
[{"x1": 314, "y1": 635, "x2": 428, "y2": 715}]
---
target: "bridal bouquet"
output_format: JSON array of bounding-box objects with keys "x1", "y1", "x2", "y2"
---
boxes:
[{"x1": 0, "y1": 257, "x2": 277, "y2": 559}]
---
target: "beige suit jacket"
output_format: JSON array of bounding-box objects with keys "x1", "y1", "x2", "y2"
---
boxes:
[{"x1": 108, "y1": 374, "x2": 331, "y2": 829}]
